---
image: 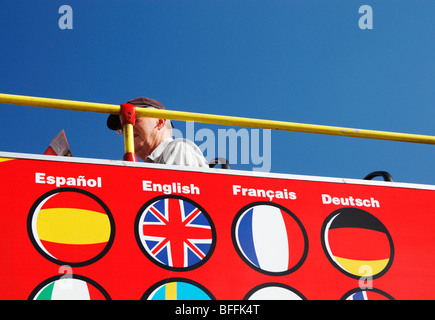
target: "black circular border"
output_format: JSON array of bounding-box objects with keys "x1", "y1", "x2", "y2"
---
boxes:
[
  {"x1": 27, "y1": 187, "x2": 116, "y2": 268},
  {"x1": 141, "y1": 277, "x2": 215, "y2": 300},
  {"x1": 28, "y1": 274, "x2": 111, "y2": 300},
  {"x1": 134, "y1": 194, "x2": 217, "y2": 272},
  {"x1": 231, "y1": 201, "x2": 309, "y2": 276},
  {"x1": 320, "y1": 207, "x2": 394, "y2": 280},
  {"x1": 244, "y1": 282, "x2": 307, "y2": 300},
  {"x1": 340, "y1": 287, "x2": 395, "y2": 300}
]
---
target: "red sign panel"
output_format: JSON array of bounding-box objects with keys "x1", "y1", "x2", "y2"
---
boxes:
[{"x1": 1, "y1": 152, "x2": 435, "y2": 300}]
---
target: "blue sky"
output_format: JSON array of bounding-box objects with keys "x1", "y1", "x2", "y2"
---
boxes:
[{"x1": 1, "y1": 0, "x2": 434, "y2": 184}]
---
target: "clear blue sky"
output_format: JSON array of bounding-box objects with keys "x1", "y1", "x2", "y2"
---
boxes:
[{"x1": 1, "y1": 0, "x2": 434, "y2": 184}]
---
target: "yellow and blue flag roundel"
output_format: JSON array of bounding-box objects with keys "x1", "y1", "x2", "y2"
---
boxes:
[
  {"x1": 27, "y1": 188, "x2": 115, "y2": 267},
  {"x1": 142, "y1": 278, "x2": 214, "y2": 300},
  {"x1": 232, "y1": 202, "x2": 308, "y2": 276}
]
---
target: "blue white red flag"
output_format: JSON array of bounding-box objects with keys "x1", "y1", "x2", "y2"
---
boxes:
[{"x1": 233, "y1": 203, "x2": 307, "y2": 275}]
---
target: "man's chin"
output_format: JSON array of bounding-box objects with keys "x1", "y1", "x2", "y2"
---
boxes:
[{"x1": 134, "y1": 147, "x2": 148, "y2": 161}]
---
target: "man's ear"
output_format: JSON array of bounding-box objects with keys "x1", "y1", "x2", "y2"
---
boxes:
[{"x1": 156, "y1": 118, "x2": 166, "y2": 129}]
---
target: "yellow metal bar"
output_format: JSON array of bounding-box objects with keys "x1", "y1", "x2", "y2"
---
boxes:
[
  {"x1": 136, "y1": 108, "x2": 435, "y2": 145},
  {"x1": 1, "y1": 93, "x2": 435, "y2": 145},
  {"x1": 123, "y1": 123, "x2": 135, "y2": 154},
  {"x1": 0, "y1": 93, "x2": 119, "y2": 114}
]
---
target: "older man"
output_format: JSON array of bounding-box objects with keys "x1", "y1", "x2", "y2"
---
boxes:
[{"x1": 107, "y1": 97, "x2": 208, "y2": 167}]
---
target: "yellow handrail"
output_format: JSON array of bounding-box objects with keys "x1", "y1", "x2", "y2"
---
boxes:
[{"x1": 1, "y1": 93, "x2": 435, "y2": 146}]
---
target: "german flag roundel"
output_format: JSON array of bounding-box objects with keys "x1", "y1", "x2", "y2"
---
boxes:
[
  {"x1": 28, "y1": 188, "x2": 115, "y2": 267},
  {"x1": 321, "y1": 208, "x2": 394, "y2": 279}
]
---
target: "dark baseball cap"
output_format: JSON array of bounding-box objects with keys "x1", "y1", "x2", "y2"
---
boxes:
[{"x1": 107, "y1": 97, "x2": 173, "y2": 130}]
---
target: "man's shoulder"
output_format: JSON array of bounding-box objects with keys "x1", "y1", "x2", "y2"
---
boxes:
[
  {"x1": 162, "y1": 138, "x2": 208, "y2": 166},
  {"x1": 166, "y1": 138, "x2": 199, "y2": 150}
]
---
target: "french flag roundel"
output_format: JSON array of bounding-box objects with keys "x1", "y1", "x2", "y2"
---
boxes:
[{"x1": 232, "y1": 202, "x2": 308, "y2": 276}]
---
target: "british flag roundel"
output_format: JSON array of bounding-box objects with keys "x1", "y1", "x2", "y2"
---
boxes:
[{"x1": 135, "y1": 195, "x2": 216, "y2": 271}]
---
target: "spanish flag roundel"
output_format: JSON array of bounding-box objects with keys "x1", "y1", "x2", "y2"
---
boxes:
[
  {"x1": 28, "y1": 188, "x2": 115, "y2": 267},
  {"x1": 321, "y1": 208, "x2": 394, "y2": 279}
]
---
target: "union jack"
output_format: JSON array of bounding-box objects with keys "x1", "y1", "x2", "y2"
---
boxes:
[{"x1": 138, "y1": 197, "x2": 214, "y2": 269}]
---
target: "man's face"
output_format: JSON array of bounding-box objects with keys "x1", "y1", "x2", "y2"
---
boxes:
[{"x1": 133, "y1": 117, "x2": 159, "y2": 160}]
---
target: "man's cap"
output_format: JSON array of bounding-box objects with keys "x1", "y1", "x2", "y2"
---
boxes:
[{"x1": 107, "y1": 97, "x2": 172, "y2": 130}]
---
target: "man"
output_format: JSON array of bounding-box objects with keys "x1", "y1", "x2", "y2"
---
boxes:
[{"x1": 107, "y1": 97, "x2": 208, "y2": 167}]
